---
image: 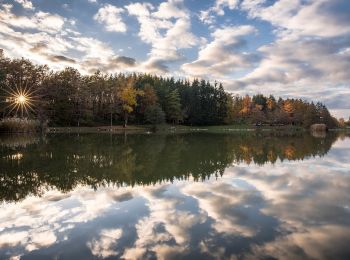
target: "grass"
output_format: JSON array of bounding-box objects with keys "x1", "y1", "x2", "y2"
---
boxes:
[
  {"x1": 47, "y1": 125, "x2": 147, "y2": 133},
  {"x1": 46, "y1": 124, "x2": 306, "y2": 134},
  {"x1": 0, "y1": 117, "x2": 43, "y2": 133}
]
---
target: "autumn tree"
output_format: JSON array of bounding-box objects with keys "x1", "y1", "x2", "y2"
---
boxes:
[
  {"x1": 240, "y1": 95, "x2": 252, "y2": 118},
  {"x1": 117, "y1": 78, "x2": 144, "y2": 127},
  {"x1": 266, "y1": 95, "x2": 276, "y2": 111}
]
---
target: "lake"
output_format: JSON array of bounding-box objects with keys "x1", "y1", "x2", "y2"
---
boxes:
[{"x1": 0, "y1": 132, "x2": 349, "y2": 259}]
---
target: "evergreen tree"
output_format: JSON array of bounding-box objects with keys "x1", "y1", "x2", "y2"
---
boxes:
[
  {"x1": 145, "y1": 104, "x2": 165, "y2": 130},
  {"x1": 165, "y1": 89, "x2": 182, "y2": 124}
]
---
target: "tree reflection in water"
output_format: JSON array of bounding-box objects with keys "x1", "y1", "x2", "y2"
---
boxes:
[{"x1": 0, "y1": 132, "x2": 343, "y2": 202}]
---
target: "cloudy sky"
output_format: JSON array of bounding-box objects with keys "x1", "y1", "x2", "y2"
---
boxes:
[{"x1": 0, "y1": 0, "x2": 349, "y2": 117}]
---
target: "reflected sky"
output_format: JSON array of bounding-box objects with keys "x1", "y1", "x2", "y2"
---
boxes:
[{"x1": 0, "y1": 133, "x2": 350, "y2": 259}]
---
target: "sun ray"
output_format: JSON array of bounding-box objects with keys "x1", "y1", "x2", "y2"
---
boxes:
[{"x1": 1, "y1": 84, "x2": 39, "y2": 117}]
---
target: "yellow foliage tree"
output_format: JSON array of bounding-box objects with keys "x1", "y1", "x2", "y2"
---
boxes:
[
  {"x1": 117, "y1": 78, "x2": 144, "y2": 127},
  {"x1": 267, "y1": 97, "x2": 276, "y2": 110},
  {"x1": 283, "y1": 100, "x2": 295, "y2": 115},
  {"x1": 240, "y1": 95, "x2": 252, "y2": 116}
]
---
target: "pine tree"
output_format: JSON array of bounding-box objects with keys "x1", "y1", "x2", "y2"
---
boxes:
[
  {"x1": 145, "y1": 104, "x2": 165, "y2": 130},
  {"x1": 165, "y1": 89, "x2": 182, "y2": 124}
]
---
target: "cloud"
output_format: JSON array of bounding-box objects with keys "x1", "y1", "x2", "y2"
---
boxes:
[
  {"x1": 78, "y1": 55, "x2": 137, "y2": 74},
  {"x1": 0, "y1": 4, "x2": 80, "y2": 71},
  {"x1": 241, "y1": 0, "x2": 350, "y2": 38},
  {"x1": 126, "y1": 0, "x2": 198, "y2": 73},
  {"x1": 112, "y1": 56, "x2": 136, "y2": 67},
  {"x1": 246, "y1": 225, "x2": 350, "y2": 260},
  {"x1": 125, "y1": 2, "x2": 154, "y2": 17},
  {"x1": 87, "y1": 228, "x2": 123, "y2": 258},
  {"x1": 153, "y1": 0, "x2": 189, "y2": 19},
  {"x1": 94, "y1": 4, "x2": 126, "y2": 33},
  {"x1": 240, "y1": 36, "x2": 350, "y2": 84},
  {"x1": 14, "y1": 0, "x2": 34, "y2": 10},
  {"x1": 182, "y1": 181, "x2": 264, "y2": 237},
  {"x1": 107, "y1": 191, "x2": 134, "y2": 202},
  {"x1": 0, "y1": 3, "x2": 135, "y2": 75},
  {"x1": 48, "y1": 55, "x2": 76, "y2": 64},
  {"x1": 0, "y1": 4, "x2": 64, "y2": 34},
  {"x1": 199, "y1": 0, "x2": 240, "y2": 24},
  {"x1": 182, "y1": 25, "x2": 258, "y2": 78},
  {"x1": 0, "y1": 231, "x2": 29, "y2": 248}
]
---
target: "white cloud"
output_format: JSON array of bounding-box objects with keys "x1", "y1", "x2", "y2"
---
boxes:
[
  {"x1": 182, "y1": 182, "x2": 261, "y2": 237},
  {"x1": 125, "y1": 2, "x2": 153, "y2": 17},
  {"x1": 122, "y1": 184, "x2": 205, "y2": 259},
  {"x1": 87, "y1": 228, "x2": 123, "y2": 258},
  {"x1": 182, "y1": 25, "x2": 257, "y2": 78},
  {"x1": 0, "y1": 4, "x2": 138, "y2": 75},
  {"x1": 199, "y1": 0, "x2": 240, "y2": 24},
  {"x1": 127, "y1": 0, "x2": 198, "y2": 73},
  {"x1": 14, "y1": 0, "x2": 34, "y2": 9},
  {"x1": 241, "y1": 0, "x2": 350, "y2": 38},
  {"x1": 0, "y1": 4, "x2": 64, "y2": 34},
  {"x1": 94, "y1": 4, "x2": 126, "y2": 33},
  {"x1": 247, "y1": 225, "x2": 350, "y2": 260},
  {"x1": 0, "y1": 231, "x2": 29, "y2": 248},
  {"x1": 153, "y1": 0, "x2": 189, "y2": 19}
]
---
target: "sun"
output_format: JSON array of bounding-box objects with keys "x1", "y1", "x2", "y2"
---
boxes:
[
  {"x1": 1, "y1": 85, "x2": 38, "y2": 117},
  {"x1": 17, "y1": 94, "x2": 27, "y2": 104}
]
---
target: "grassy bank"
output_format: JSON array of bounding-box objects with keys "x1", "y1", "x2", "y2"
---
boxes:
[
  {"x1": 46, "y1": 124, "x2": 306, "y2": 134},
  {"x1": 0, "y1": 118, "x2": 43, "y2": 133},
  {"x1": 47, "y1": 125, "x2": 147, "y2": 133}
]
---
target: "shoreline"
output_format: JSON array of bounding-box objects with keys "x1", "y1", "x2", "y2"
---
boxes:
[
  {"x1": 1, "y1": 125, "x2": 347, "y2": 135},
  {"x1": 45, "y1": 124, "x2": 308, "y2": 134}
]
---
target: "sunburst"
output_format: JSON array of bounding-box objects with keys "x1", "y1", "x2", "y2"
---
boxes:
[{"x1": 1, "y1": 84, "x2": 39, "y2": 118}]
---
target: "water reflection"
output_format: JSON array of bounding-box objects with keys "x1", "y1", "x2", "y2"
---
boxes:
[
  {"x1": 0, "y1": 132, "x2": 349, "y2": 259},
  {"x1": 0, "y1": 132, "x2": 341, "y2": 202}
]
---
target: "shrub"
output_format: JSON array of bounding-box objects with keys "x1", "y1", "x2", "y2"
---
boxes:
[{"x1": 0, "y1": 117, "x2": 43, "y2": 133}]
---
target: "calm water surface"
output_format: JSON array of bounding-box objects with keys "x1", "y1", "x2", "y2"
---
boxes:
[{"x1": 0, "y1": 132, "x2": 349, "y2": 259}]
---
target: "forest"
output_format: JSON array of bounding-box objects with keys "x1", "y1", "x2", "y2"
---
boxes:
[{"x1": 0, "y1": 51, "x2": 342, "y2": 128}]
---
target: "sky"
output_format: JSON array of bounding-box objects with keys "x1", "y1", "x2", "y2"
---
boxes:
[{"x1": 0, "y1": 0, "x2": 349, "y2": 118}]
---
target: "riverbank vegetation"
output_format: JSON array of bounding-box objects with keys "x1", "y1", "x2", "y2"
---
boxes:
[
  {"x1": 0, "y1": 53, "x2": 342, "y2": 129},
  {"x1": 0, "y1": 117, "x2": 42, "y2": 133}
]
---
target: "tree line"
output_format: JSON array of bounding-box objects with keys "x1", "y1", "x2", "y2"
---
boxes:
[{"x1": 0, "y1": 52, "x2": 340, "y2": 128}]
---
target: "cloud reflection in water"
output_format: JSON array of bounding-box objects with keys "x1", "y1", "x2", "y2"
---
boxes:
[{"x1": 0, "y1": 133, "x2": 349, "y2": 259}]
